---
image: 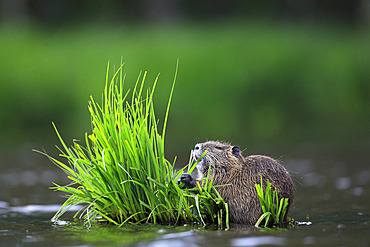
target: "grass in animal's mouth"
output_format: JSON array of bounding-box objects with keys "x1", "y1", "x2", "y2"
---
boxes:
[{"x1": 35, "y1": 61, "x2": 229, "y2": 229}]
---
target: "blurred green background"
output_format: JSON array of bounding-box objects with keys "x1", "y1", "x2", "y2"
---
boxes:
[{"x1": 0, "y1": 1, "x2": 369, "y2": 179}]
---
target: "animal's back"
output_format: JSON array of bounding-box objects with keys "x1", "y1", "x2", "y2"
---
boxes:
[{"x1": 213, "y1": 155, "x2": 293, "y2": 224}]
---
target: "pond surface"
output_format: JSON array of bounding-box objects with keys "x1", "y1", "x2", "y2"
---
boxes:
[
  {"x1": 0, "y1": 209, "x2": 368, "y2": 247},
  {"x1": 0, "y1": 144, "x2": 369, "y2": 246}
]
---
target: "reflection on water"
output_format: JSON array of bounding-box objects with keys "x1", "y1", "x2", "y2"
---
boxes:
[
  {"x1": 231, "y1": 236, "x2": 286, "y2": 246},
  {"x1": 0, "y1": 203, "x2": 83, "y2": 215},
  {"x1": 0, "y1": 144, "x2": 369, "y2": 246}
]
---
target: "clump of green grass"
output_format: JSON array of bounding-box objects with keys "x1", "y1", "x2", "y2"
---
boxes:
[
  {"x1": 36, "y1": 61, "x2": 228, "y2": 228},
  {"x1": 254, "y1": 176, "x2": 289, "y2": 228}
]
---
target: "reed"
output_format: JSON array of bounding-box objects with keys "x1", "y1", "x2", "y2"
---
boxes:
[
  {"x1": 254, "y1": 176, "x2": 289, "y2": 228},
  {"x1": 36, "y1": 61, "x2": 228, "y2": 228}
]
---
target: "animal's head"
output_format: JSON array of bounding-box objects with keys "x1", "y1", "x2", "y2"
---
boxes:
[{"x1": 193, "y1": 141, "x2": 244, "y2": 175}]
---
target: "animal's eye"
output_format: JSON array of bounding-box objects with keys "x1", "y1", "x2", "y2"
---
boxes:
[{"x1": 215, "y1": 146, "x2": 222, "y2": 150}]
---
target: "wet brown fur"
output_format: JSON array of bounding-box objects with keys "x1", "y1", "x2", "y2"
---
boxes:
[{"x1": 194, "y1": 141, "x2": 293, "y2": 225}]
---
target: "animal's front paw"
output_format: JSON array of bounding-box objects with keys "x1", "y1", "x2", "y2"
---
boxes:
[
  {"x1": 178, "y1": 173, "x2": 196, "y2": 189},
  {"x1": 180, "y1": 173, "x2": 193, "y2": 183}
]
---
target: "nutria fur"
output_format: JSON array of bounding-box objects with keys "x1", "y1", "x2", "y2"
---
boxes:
[{"x1": 180, "y1": 141, "x2": 293, "y2": 225}]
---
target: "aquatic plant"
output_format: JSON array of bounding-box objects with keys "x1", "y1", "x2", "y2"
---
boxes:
[
  {"x1": 254, "y1": 176, "x2": 289, "y2": 228},
  {"x1": 36, "y1": 61, "x2": 228, "y2": 228}
]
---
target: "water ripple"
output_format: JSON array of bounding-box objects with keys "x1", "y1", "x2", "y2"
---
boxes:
[
  {"x1": 0, "y1": 203, "x2": 83, "y2": 215},
  {"x1": 231, "y1": 236, "x2": 287, "y2": 247}
]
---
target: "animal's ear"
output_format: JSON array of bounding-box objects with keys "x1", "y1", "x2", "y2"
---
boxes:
[{"x1": 232, "y1": 146, "x2": 240, "y2": 156}]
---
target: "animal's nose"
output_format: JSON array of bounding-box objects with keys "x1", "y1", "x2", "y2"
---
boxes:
[{"x1": 195, "y1": 144, "x2": 200, "y2": 150}]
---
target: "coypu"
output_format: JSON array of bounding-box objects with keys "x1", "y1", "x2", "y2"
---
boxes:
[{"x1": 180, "y1": 141, "x2": 293, "y2": 225}]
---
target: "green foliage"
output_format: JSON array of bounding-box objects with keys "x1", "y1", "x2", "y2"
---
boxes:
[
  {"x1": 35, "y1": 62, "x2": 228, "y2": 228},
  {"x1": 254, "y1": 176, "x2": 289, "y2": 228},
  {"x1": 1, "y1": 23, "x2": 368, "y2": 151}
]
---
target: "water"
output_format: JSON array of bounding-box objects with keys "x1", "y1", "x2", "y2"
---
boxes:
[
  {"x1": 1, "y1": 211, "x2": 368, "y2": 246},
  {"x1": 0, "y1": 144, "x2": 369, "y2": 246}
]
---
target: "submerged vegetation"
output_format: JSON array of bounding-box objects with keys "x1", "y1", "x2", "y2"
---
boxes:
[
  {"x1": 254, "y1": 177, "x2": 289, "y2": 228},
  {"x1": 36, "y1": 62, "x2": 228, "y2": 228}
]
